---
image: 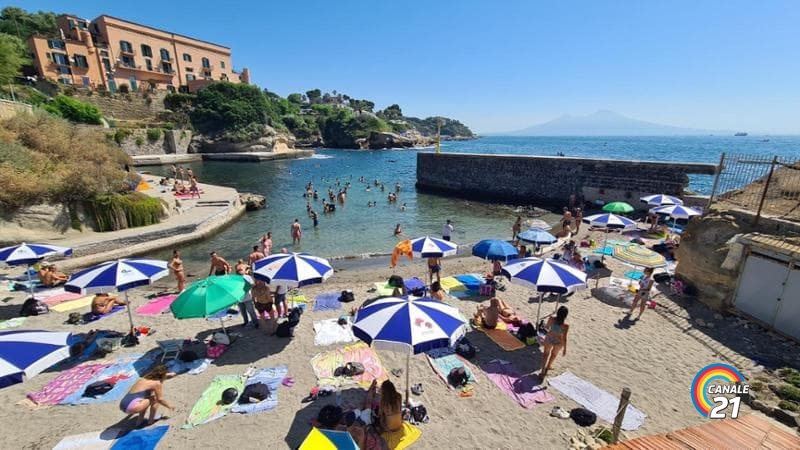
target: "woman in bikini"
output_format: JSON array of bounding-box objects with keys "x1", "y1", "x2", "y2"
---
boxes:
[
  {"x1": 119, "y1": 365, "x2": 176, "y2": 427},
  {"x1": 540, "y1": 306, "x2": 569, "y2": 380},
  {"x1": 379, "y1": 380, "x2": 403, "y2": 433},
  {"x1": 169, "y1": 250, "x2": 186, "y2": 292},
  {"x1": 630, "y1": 267, "x2": 655, "y2": 318}
]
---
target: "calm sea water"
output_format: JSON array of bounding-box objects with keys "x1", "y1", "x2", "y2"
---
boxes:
[{"x1": 144, "y1": 135, "x2": 799, "y2": 269}]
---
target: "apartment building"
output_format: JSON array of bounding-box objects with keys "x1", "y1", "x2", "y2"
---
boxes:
[{"x1": 28, "y1": 14, "x2": 250, "y2": 93}]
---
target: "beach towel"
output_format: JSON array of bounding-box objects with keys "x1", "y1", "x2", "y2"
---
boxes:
[
  {"x1": 12, "y1": 280, "x2": 44, "y2": 291},
  {"x1": 548, "y1": 371, "x2": 647, "y2": 430},
  {"x1": 0, "y1": 317, "x2": 26, "y2": 329},
  {"x1": 404, "y1": 277, "x2": 426, "y2": 294},
  {"x1": 478, "y1": 325, "x2": 525, "y2": 351},
  {"x1": 481, "y1": 359, "x2": 554, "y2": 409},
  {"x1": 311, "y1": 342, "x2": 388, "y2": 388},
  {"x1": 453, "y1": 274, "x2": 483, "y2": 291},
  {"x1": 372, "y1": 282, "x2": 396, "y2": 297},
  {"x1": 27, "y1": 363, "x2": 110, "y2": 406},
  {"x1": 438, "y1": 277, "x2": 466, "y2": 291},
  {"x1": 592, "y1": 286, "x2": 635, "y2": 308},
  {"x1": 61, "y1": 353, "x2": 156, "y2": 405},
  {"x1": 183, "y1": 374, "x2": 245, "y2": 428},
  {"x1": 41, "y1": 291, "x2": 83, "y2": 306},
  {"x1": 231, "y1": 366, "x2": 288, "y2": 414},
  {"x1": 425, "y1": 348, "x2": 476, "y2": 389},
  {"x1": 288, "y1": 294, "x2": 309, "y2": 306},
  {"x1": 173, "y1": 192, "x2": 202, "y2": 199},
  {"x1": 594, "y1": 246, "x2": 614, "y2": 256},
  {"x1": 313, "y1": 292, "x2": 342, "y2": 312},
  {"x1": 165, "y1": 358, "x2": 212, "y2": 376},
  {"x1": 52, "y1": 429, "x2": 123, "y2": 450},
  {"x1": 135, "y1": 294, "x2": 177, "y2": 315},
  {"x1": 313, "y1": 318, "x2": 356, "y2": 346},
  {"x1": 381, "y1": 422, "x2": 422, "y2": 450},
  {"x1": 109, "y1": 425, "x2": 169, "y2": 450},
  {"x1": 51, "y1": 295, "x2": 94, "y2": 312},
  {"x1": 83, "y1": 305, "x2": 125, "y2": 323},
  {"x1": 625, "y1": 270, "x2": 644, "y2": 280}
]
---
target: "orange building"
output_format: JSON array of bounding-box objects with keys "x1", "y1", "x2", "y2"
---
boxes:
[{"x1": 28, "y1": 14, "x2": 250, "y2": 93}]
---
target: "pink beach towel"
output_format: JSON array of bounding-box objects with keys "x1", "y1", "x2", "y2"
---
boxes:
[
  {"x1": 27, "y1": 363, "x2": 110, "y2": 406},
  {"x1": 136, "y1": 294, "x2": 178, "y2": 315},
  {"x1": 480, "y1": 359, "x2": 554, "y2": 409},
  {"x1": 41, "y1": 292, "x2": 83, "y2": 306},
  {"x1": 311, "y1": 342, "x2": 389, "y2": 387}
]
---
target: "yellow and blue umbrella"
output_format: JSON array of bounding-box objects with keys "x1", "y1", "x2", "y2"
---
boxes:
[{"x1": 299, "y1": 427, "x2": 358, "y2": 450}]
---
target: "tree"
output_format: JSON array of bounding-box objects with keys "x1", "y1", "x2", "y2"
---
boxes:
[
  {"x1": 0, "y1": 33, "x2": 28, "y2": 84},
  {"x1": 191, "y1": 82, "x2": 270, "y2": 133},
  {"x1": 350, "y1": 99, "x2": 375, "y2": 113},
  {"x1": 380, "y1": 104, "x2": 403, "y2": 120},
  {"x1": 0, "y1": 7, "x2": 57, "y2": 41},
  {"x1": 305, "y1": 89, "x2": 322, "y2": 104},
  {"x1": 287, "y1": 93, "x2": 304, "y2": 105}
]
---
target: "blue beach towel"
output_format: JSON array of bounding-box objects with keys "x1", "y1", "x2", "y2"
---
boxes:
[
  {"x1": 625, "y1": 271, "x2": 644, "y2": 280},
  {"x1": 166, "y1": 358, "x2": 212, "y2": 375},
  {"x1": 594, "y1": 246, "x2": 614, "y2": 256},
  {"x1": 231, "y1": 366, "x2": 288, "y2": 414},
  {"x1": 83, "y1": 305, "x2": 125, "y2": 323},
  {"x1": 61, "y1": 353, "x2": 157, "y2": 405},
  {"x1": 454, "y1": 274, "x2": 483, "y2": 291},
  {"x1": 110, "y1": 425, "x2": 169, "y2": 450},
  {"x1": 313, "y1": 292, "x2": 342, "y2": 312}
]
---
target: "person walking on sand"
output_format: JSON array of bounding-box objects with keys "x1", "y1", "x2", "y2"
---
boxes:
[
  {"x1": 169, "y1": 250, "x2": 186, "y2": 292},
  {"x1": 442, "y1": 219, "x2": 454, "y2": 241},
  {"x1": 512, "y1": 216, "x2": 522, "y2": 241},
  {"x1": 629, "y1": 267, "x2": 655, "y2": 318},
  {"x1": 291, "y1": 219, "x2": 302, "y2": 245},
  {"x1": 188, "y1": 176, "x2": 200, "y2": 198},
  {"x1": 261, "y1": 232, "x2": 273, "y2": 256},
  {"x1": 208, "y1": 252, "x2": 231, "y2": 276},
  {"x1": 573, "y1": 207, "x2": 583, "y2": 234},
  {"x1": 428, "y1": 256, "x2": 441, "y2": 284},
  {"x1": 540, "y1": 306, "x2": 569, "y2": 381},
  {"x1": 561, "y1": 208, "x2": 573, "y2": 237}
]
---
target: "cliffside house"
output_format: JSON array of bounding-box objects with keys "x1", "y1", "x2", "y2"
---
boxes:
[{"x1": 27, "y1": 14, "x2": 250, "y2": 93}]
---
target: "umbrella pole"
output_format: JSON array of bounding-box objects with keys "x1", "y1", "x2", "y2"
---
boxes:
[
  {"x1": 27, "y1": 263, "x2": 34, "y2": 298},
  {"x1": 124, "y1": 291, "x2": 135, "y2": 335},
  {"x1": 535, "y1": 292, "x2": 544, "y2": 325},
  {"x1": 601, "y1": 229, "x2": 609, "y2": 262},
  {"x1": 554, "y1": 293, "x2": 562, "y2": 315},
  {"x1": 405, "y1": 352, "x2": 411, "y2": 406}
]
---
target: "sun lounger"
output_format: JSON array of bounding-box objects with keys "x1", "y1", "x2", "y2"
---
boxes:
[
  {"x1": 480, "y1": 359, "x2": 554, "y2": 409},
  {"x1": 548, "y1": 371, "x2": 646, "y2": 430},
  {"x1": 231, "y1": 366, "x2": 288, "y2": 414},
  {"x1": 183, "y1": 374, "x2": 245, "y2": 428}
]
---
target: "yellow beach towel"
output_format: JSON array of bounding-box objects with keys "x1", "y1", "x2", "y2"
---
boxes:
[
  {"x1": 51, "y1": 296, "x2": 93, "y2": 312},
  {"x1": 382, "y1": 422, "x2": 422, "y2": 450},
  {"x1": 439, "y1": 277, "x2": 465, "y2": 291},
  {"x1": 479, "y1": 326, "x2": 525, "y2": 351}
]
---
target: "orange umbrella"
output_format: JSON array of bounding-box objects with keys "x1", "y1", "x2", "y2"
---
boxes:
[{"x1": 391, "y1": 240, "x2": 413, "y2": 268}]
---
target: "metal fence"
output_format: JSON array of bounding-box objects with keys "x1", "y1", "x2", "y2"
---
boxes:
[{"x1": 709, "y1": 153, "x2": 800, "y2": 223}]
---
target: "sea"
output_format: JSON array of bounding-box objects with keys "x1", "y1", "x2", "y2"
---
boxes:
[{"x1": 143, "y1": 135, "x2": 799, "y2": 270}]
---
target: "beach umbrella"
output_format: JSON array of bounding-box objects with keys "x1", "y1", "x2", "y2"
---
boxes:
[
  {"x1": 640, "y1": 194, "x2": 683, "y2": 207},
  {"x1": 352, "y1": 296, "x2": 467, "y2": 403},
  {"x1": 517, "y1": 228, "x2": 557, "y2": 254},
  {"x1": 471, "y1": 239, "x2": 519, "y2": 262},
  {"x1": 251, "y1": 252, "x2": 333, "y2": 287},
  {"x1": 299, "y1": 427, "x2": 359, "y2": 450},
  {"x1": 582, "y1": 213, "x2": 637, "y2": 230},
  {"x1": 65, "y1": 258, "x2": 168, "y2": 337},
  {"x1": 0, "y1": 330, "x2": 72, "y2": 388},
  {"x1": 501, "y1": 257, "x2": 587, "y2": 324},
  {"x1": 611, "y1": 245, "x2": 667, "y2": 269},
  {"x1": 408, "y1": 236, "x2": 458, "y2": 258},
  {"x1": 602, "y1": 201, "x2": 635, "y2": 214},
  {"x1": 0, "y1": 243, "x2": 72, "y2": 297},
  {"x1": 650, "y1": 204, "x2": 701, "y2": 220},
  {"x1": 170, "y1": 274, "x2": 251, "y2": 336}
]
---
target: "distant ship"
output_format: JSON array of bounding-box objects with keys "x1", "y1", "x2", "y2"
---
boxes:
[{"x1": 734, "y1": 132, "x2": 748, "y2": 136}]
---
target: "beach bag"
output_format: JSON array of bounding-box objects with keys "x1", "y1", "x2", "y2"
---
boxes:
[
  {"x1": 206, "y1": 342, "x2": 228, "y2": 358},
  {"x1": 653, "y1": 273, "x2": 672, "y2": 284},
  {"x1": 287, "y1": 307, "x2": 302, "y2": 326},
  {"x1": 570, "y1": 407, "x2": 597, "y2": 426},
  {"x1": 121, "y1": 333, "x2": 139, "y2": 347},
  {"x1": 240, "y1": 382, "x2": 270, "y2": 403},
  {"x1": 388, "y1": 275, "x2": 404, "y2": 288},
  {"x1": 275, "y1": 321, "x2": 294, "y2": 338},
  {"x1": 593, "y1": 260, "x2": 605, "y2": 269},
  {"x1": 20, "y1": 298, "x2": 49, "y2": 317},
  {"x1": 410, "y1": 404, "x2": 429, "y2": 424},
  {"x1": 83, "y1": 381, "x2": 114, "y2": 397},
  {"x1": 455, "y1": 337, "x2": 476, "y2": 359},
  {"x1": 212, "y1": 332, "x2": 230, "y2": 346},
  {"x1": 221, "y1": 387, "x2": 239, "y2": 405},
  {"x1": 448, "y1": 367, "x2": 468, "y2": 387},
  {"x1": 318, "y1": 404, "x2": 343, "y2": 428},
  {"x1": 339, "y1": 290, "x2": 355, "y2": 303},
  {"x1": 516, "y1": 322, "x2": 536, "y2": 341},
  {"x1": 67, "y1": 312, "x2": 83, "y2": 324}
]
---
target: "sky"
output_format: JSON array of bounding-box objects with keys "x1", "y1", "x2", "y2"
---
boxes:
[{"x1": 12, "y1": 0, "x2": 800, "y2": 134}]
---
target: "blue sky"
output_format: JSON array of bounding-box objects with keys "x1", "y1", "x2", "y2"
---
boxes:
[{"x1": 13, "y1": 0, "x2": 800, "y2": 133}]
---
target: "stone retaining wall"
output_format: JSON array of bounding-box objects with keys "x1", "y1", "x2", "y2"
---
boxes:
[
  {"x1": 416, "y1": 153, "x2": 718, "y2": 208},
  {"x1": 73, "y1": 90, "x2": 167, "y2": 121},
  {"x1": 118, "y1": 128, "x2": 192, "y2": 156},
  {"x1": 0, "y1": 99, "x2": 33, "y2": 119}
]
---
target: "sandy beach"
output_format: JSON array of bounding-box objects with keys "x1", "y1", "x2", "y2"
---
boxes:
[{"x1": 1, "y1": 226, "x2": 798, "y2": 449}]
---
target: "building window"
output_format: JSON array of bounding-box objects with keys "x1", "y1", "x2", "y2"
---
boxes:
[
  {"x1": 201, "y1": 57, "x2": 210, "y2": 68},
  {"x1": 161, "y1": 62, "x2": 173, "y2": 74},
  {"x1": 182, "y1": 53, "x2": 192, "y2": 62},
  {"x1": 102, "y1": 58, "x2": 112, "y2": 72},
  {"x1": 185, "y1": 67, "x2": 194, "y2": 72},
  {"x1": 145, "y1": 59, "x2": 153, "y2": 71},
  {"x1": 141, "y1": 44, "x2": 152, "y2": 57},
  {"x1": 120, "y1": 40, "x2": 133, "y2": 54},
  {"x1": 186, "y1": 74, "x2": 196, "y2": 82},
  {"x1": 220, "y1": 74, "x2": 228, "y2": 81},
  {"x1": 58, "y1": 66, "x2": 71, "y2": 75},
  {"x1": 121, "y1": 55, "x2": 135, "y2": 68},
  {"x1": 100, "y1": 49, "x2": 109, "y2": 57},
  {"x1": 52, "y1": 53, "x2": 69, "y2": 66},
  {"x1": 220, "y1": 61, "x2": 226, "y2": 69},
  {"x1": 47, "y1": 39, "x2": 66, "y2": 50},
  {"x1": 72, "y1": 54, "x2": 89, "y2": 68},
  {"x1": 160, "y1": 48, "x2": 171, "y2": 61}
]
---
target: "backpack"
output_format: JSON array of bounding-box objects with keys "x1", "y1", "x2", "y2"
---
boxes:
[
  {"x1": 318, "y1": 404, "x2": 343, "y2": 428},
  {"x1": 67, "y1": 312, "x2": 83, "y2": 325},
  {"x1": 454, "y1": 337, "x2": 476, "y2": 359},
  {"x1": 339, "y1": 290, "x2": 355, "y2": 303},
  {"x1": 83, "y1": 381, "x2": 115, "y2": 397},
  {"x1": 287, "y1": 307, "x2": 302, "y2": 326},
  {"x1": 516, "y1": 322, "x2": 536, "y2": 340},
  {"x1": 447, "y1": 367, "x2": 468, "y2": 387},
  {"x1": 20, "y1": 298, "x2": 49, "y2": 317},
  {"x1": 336, "y1": 362, "x2": 365, "y2": 377},
  {"x1": 409, "y1": 405, "x2": 429, "y2": 424},
  {"x1": 275, "y1": 321, "x2": 294, "y2": 338},
  {"x1": 570, "y1": 407, "x2": 597, "y2": 426},
  {"x1": 240, "y1": 382, "x2": 270, "y2": 403},
  {"x1": 221, "y1": 387, "x2": 239, "y2": 405},
  {"x1": 388, "y1": 275, "x2": 404, "y2": 288}
]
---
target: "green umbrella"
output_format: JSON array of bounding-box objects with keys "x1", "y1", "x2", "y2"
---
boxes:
[
  {"x1": 602, "y1": 201, "x2": 635, "y2": 214},
  {"x1": 170, "y1": 274, "x2": 251, "y2": 319}
]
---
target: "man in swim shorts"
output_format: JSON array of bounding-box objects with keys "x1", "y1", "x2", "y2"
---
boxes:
[{"x1": 208, "y1": 252, "x2": 231, "y2": 276}]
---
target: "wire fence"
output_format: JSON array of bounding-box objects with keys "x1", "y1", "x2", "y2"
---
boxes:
[{"x1": 710, "y1": 153, "x2": 800, "y2": 223}]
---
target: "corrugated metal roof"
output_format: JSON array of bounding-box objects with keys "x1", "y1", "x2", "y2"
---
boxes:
[{"x1": 740, "y1": 233, "x2": 800, "y2": 259}]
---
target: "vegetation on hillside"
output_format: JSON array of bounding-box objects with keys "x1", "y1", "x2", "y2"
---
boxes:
[
  {"x1": 0, "y1": 32, "x2": 28, "y2": 85},
  {"x1": 0, "y1": 7, "x2": 58, "y2": 41}
]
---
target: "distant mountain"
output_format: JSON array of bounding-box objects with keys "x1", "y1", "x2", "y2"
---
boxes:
[{"x1": 496, "y1": 110, "x2": 722, "y2": 136}]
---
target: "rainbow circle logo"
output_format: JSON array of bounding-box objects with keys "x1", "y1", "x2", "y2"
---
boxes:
[{"x1": 691, "y1": 363, "x2": 745, "y2": 417}]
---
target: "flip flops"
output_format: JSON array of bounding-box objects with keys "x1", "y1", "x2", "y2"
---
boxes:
[
  {"x1": 391, "y1": 368, "x2": 403, "y2": 377},
  {"x1": 550, "y1": 406, "x2": 570, "y2": 419},
  {"x1": 282, "y1": 377, "x2": 295, "y2": 387},
  {"x1": 411, "y1": 383, "x2": 424, "y2": 395}
]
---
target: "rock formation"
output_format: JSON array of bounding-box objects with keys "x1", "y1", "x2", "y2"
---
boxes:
[
  {"x1": 190, "y1": 125, "x2": 296, "y2": 153},
  {"x1": 239, "y1": 193, "x2": 266, "y2": 211}
]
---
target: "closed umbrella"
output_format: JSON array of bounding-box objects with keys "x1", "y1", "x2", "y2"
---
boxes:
[
  {"x1": 640, "y1": 194, "x2": 683, "y2": 207},
  {"x1": 65, "y1": 258, "x2": 168, "y2": 338},
  {"x1": 471, "y1": 239, "x2": 519, "y2": 262},
  {"x1": 170, "y1": 274, "x2": 251, "y2": 336},
  {"x1": 0, "y1": 330, "x2": 72, "y2": 388},
  {"x1": 251, "y1": 252, "x2": 333, "y2": 287},
  {"x1": 602, "y1": 201, "x2": 635, "y2": 214},
  {"x1": 408, "y1": 236, "x2": 458, "y2": 258},
  {"x1": 501, "y1": 258, "x2": 587, "y2": 324},
  {"x1": 352, "y1": 296, "x2": 467, "y2": 403},
  {"x1": 0, "y1": 243, "x2": 72, "y2": 297}
]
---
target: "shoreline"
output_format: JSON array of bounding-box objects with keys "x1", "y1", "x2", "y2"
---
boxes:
[{"x1": 131, "y1": 149, "x2": 315, "y2": 166}]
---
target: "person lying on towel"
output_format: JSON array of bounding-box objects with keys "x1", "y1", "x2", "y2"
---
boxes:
[
  {"x1": 91, "y1": 293, "x2": 128, "y2": 315},
  {"x1": 39, "y1": 264, "x2": 69, "y2": 287},
  {"x1": 474, "y1": 297, "x2": 520, "y2": 328}
]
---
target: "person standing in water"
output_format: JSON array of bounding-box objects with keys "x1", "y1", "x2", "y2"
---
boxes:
[
  {"x1": 260, "y1": 232, "x2": 273, "y2": 256},
  {"x1": 442, "y1": 219, "x2": 454, "y2": 241},
  {"x1": 291, "y1": 219, "x2": 302, "y2": 245},
  {"x1": 512, "y1": 216, "x2": 522, "y2": 241}
]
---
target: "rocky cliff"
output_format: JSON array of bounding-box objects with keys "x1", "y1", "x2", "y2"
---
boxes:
[{"x1": 190, "y1": 125, "x2": 296, "y2": 153}]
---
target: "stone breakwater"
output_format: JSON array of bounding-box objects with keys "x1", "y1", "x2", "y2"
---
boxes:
[{"x1": 416, "y1": 152, "x2": 718, "y2": 208}]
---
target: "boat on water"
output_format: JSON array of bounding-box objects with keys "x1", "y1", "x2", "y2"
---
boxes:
[{"x1": 735, "y1": 132, "x2": 748, "y2": 136}]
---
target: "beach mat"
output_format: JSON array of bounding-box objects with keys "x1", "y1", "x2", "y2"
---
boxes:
[
  {"x1": 481, "y1": 359, "x2": 554, "y2": 409},
  {"x1": 439, "y1": 277, "x2": 466, "y2": 292},
  {"x1": 425, "y1": 348, "x2": 476, "y2": 390},
  {"x1": 184, "y1": 374, "x2": 245, "y2": 428},
  {"x1": 61, "y1": 353, "x2": 157, "y2": 405},
  {"x1": 51, "y1": 295, "x2": 94, "y2": 312},
  {"x1": 454, "y1": 274, "x2": 484, "y2": 290},
  {"x1": 478, "y1": 325, "x2": 525, "y2": 351},
  {"x1": 311, "y1": 342, "x2": 389, "y2": 388},
  {"x1": 548, "y1": 371, "x2": 646, "y2": 430},
  {"x1": 52, "y1": 429, "x2": 123, "y2": 450},
  {"x1": 372, "y1": 282, "x2": 396, "y2": 297},
  {"x1": 313, "y1": 318, "x2": 355, "y2": 346},
  {"x1": 381, "y1": 422, "x2": 421, "y2": 450},
  {"x1": 231, "y1": 366, "x2": 287, "y2": 414},
  {"x1": 165, "y1": 358, "x2": 212, "y2": 376},
  {"x1": 109, "y1": 425, "x2": 169, "y2": 450},
  {"x1": 136, "y1": 294, "x2": 177, "y2": 315},
  {"x1": 0, "y1": 317, "x2": 26, "y2": 329},
  {"x1": 28, "y1": 363, "x2": 110, "y2": 406},
  {"x1": 41, "y1": 291, "x2": 83, "y2": 306},
  {"x1": 313, "y1": 292, "x2": 342, "y2": 312},
  {"x1": 83, "y1": 305, "x2": 126, "y2": 323},
  {"x1": 592, "y1": 286, "x2": 635, "y2": 308}
]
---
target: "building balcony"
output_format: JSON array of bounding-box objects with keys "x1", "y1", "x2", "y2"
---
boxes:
[
  {"x1": 115, "y1": 61, "x2": 174, "y2": 78},
  {"x1": 161, "y1": 56, "x2": 174, "y2": 63},
  {"x1": 119, "y1": 48, "x2": 136, "y2": 56},
  {"x1": 201, "y1": 64, "x2": 214, "y2": 71}
]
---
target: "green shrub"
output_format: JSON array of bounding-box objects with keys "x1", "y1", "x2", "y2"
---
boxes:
[
  {"x1": 146, "y1": 128, "x2": 162, "y2": 142},
  {"x1": 778, "y1": 368, "x2": 800, "y2": 388},
  {"x1": 749, "y1": 380, "x2": 766, "y2": 392},
  {"x1": 83, "y1": 192, "x2": 164, "y2": 232},
  {"x1": 44, "y1": 95, "x2": 102, "y2": 124},
  {"x1": 779, "y1": 400, "x2": 799, "y2": 412},
  {"x1": 777, "y1": 384, "x2": 800, "y2": 402},
  {"x1": 113, "y1": 128, "x2": 132, "y2": 145},
  {"x1": 134, "y1": 136, "x2": 144, "y2": 147}
]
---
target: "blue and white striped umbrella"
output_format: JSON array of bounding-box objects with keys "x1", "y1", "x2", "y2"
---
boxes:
[
  {"x1": 251, "y1": 252, "x2": 333, "y2": 287},
  {"x1": 65, "y1": 258, "x2": 169, "y2": 294},
  {"x1": 501, "y1": 257, "x2": 587, "y2": 294},
  {"x1": 582, "y1": 213, "x2": 637, "y2": 230},
  {"x1": 517, "y1": 227, "x2": 557, "y2": 245},
  {"x1": 650, "y1": 204, "x2": 702, "y2": 219},
  {"x1": 0, "y1": 330, "x2": 72, "y2": 388},
  {"x1": 408, "y1": 236, "x2": 458, "y2": 258},
  {"x1": 0, "y1": 243, "x2": 72, "y2": 266},
  {"x1": 640, "y1": 194, "x2": 683, "y2": 206}
]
